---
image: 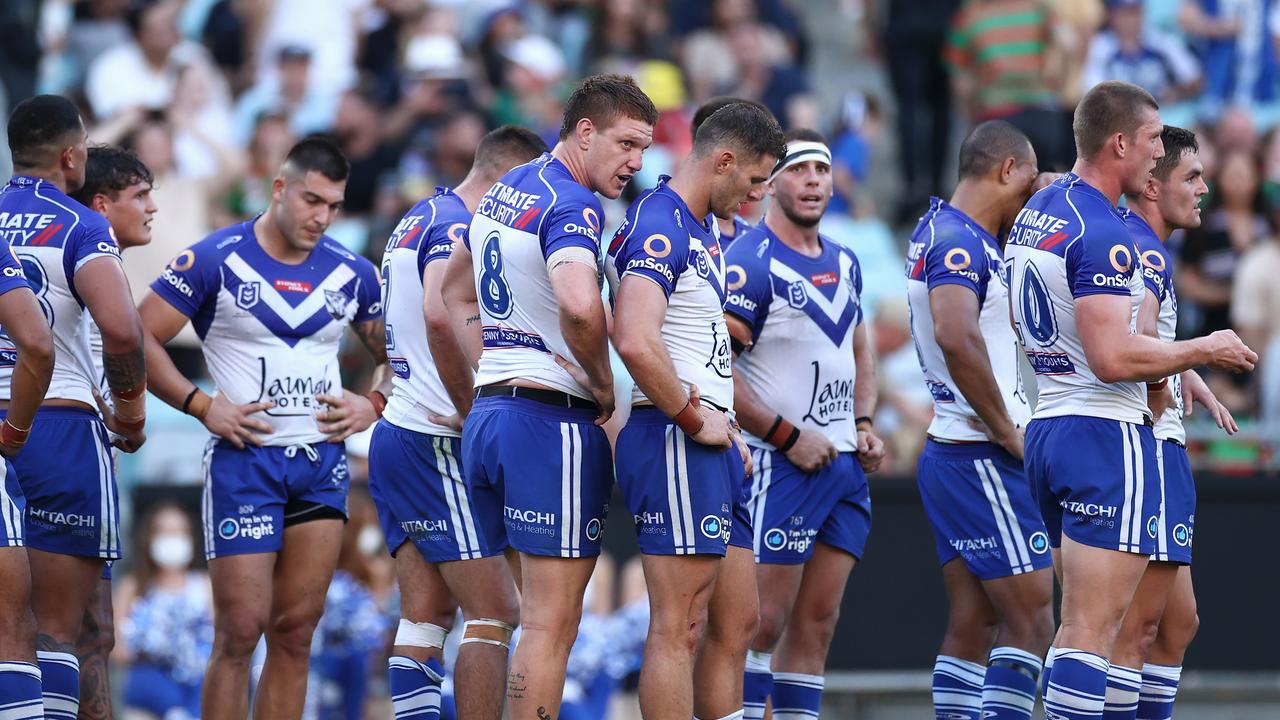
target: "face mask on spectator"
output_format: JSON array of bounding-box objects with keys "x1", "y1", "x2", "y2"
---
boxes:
[
  {"x1": 151, "y1": 534, "x2": 194, "y2": 569},
  {"x1": 357, "y1": 525, "x2": 382, "y2": 557}
]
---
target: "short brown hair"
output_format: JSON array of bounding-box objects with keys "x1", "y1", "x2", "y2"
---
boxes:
[
  {"x1": 558, "y1": 74, "x2": 659, "y2": 140},
  {"x1": 1073, "y1": 81, "x2": 1159, "y2": 160}
]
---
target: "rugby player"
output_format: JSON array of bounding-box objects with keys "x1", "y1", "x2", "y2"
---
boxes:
[
  {"x1": 0, "y1": 119, "x2": 56, "y2": 720},
  {"x1": 446, "y1": 74, "x2": 656, "y2": 717},
  {"x1": 371, "y1": 125, "x2": 546, "y2": 720},
  {"x1": 68, "y1": 145, "x2": 157, "y2": 720},
  {"x1": 727, "y1": 129, "x2": 883, "y2": 720},
  {"x1": 607, "y1": 101, "x2": 784, "y2": 719},
  {"x1": 1005, "y1": 81, "x2": 1255, "y2": 720},
  {"x1": 1104, "y1": 126, "x2": 1231, "y2": 720},
  {"x1": 136, "y1": 138, "x2": 384, "y2": 719},
  {"x1": 690, "y1": 97, "x2": 766, "y2": 247},
  {"x1": 0, "y1": 94, "x2": 147, "y2": 720},
  {"x1": 905, "y1": 121, "x2": 1052, "y2": 720}
]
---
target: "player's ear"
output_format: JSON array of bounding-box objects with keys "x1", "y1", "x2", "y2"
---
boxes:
[
  {"x1": 271, "y1": 175, "x2": 286, "y2": 202},
  {"x1": 575, "y1": 117, "x2": 594, "y2": 151},
  {"x1": 1143, "y1": 175, "x2": 1160, "y2": 202},
  {"x1": 90, "y1": 193, "x2": 110, "y2": 215},
  {"x1": 717, "y1": 149, "x2": 736, "y2": 175},
  {"x1": 999, "y1": 156, "x2": 1017, "y2": 185}
]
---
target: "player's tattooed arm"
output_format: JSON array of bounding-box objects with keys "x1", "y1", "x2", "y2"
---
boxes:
[
  {"x1": 424, "y1": 260, "x2": 473, "y2": 423},
  {"x1": 0, "y1": 288, "x2": 52, "y2": 456},
  {"x1": 352, "y1": 318, "x2": 388, "y2": 365},
  {"x1": 103, "y1": 347, "x2": 146, "y2": 398},
  {"x1": 440, "y1": 242, "x2": 483, "y2": 367}
]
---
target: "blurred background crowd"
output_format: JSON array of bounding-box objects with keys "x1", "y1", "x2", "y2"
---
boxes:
[{"x1": 1, "y1": 0, "x2": 1278, "y2": 717}]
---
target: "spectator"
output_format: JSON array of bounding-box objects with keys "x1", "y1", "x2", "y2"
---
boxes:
[
  {"x1": 1180, "y1": 0, "x2": 1278, "y2": 118},
  {"x1": 870, "y1": 0, "x2": 961, "y2": 224},
  {"x1": 682, "y1": 0, "x2": 793, "y2": 104},
  {"x1": 1082, "y1": 0, "x2": 1201, "y2": 103},
  {"x1": 585, "y1": 0, "x2": 673, "y2": 75},
  {"x1": 1179, "y1": 150, "x2": 1266, "y2": 338},
  {"x1": 1046, "y1": 0, "x2": 1104, "y2": 111},
  {"x1": 218, "y1": 111, "x2": 296, "y2": 225},
  {"x1": 84, "y1": 0, "x2": 219, "y2": 121},
  {"x1": 332, "y1": 87, "x2": 407, "y2": 216},
  {"x1": 114, "y1": 502, "x2": 213, "y2": 720},
  {"x1": 716, "y1": 21, "x2": 813, "y2": 128},
  {"x1": 828, "y1": 91, "x2": 882, "y2": 218},
  {"x1": 60, "y1": 0, "x2": 133, "y2": 95},
  {"x1": 1214, "y1": 103, "x2": 1260, "y2": 155},
  {"x1": 1233, "y1": 209, "x2": 1280, "y2": 419},
  {"x1": 491, "y1": 34, "x2": 569, "y2": 140},
  {"x1": 946, "y1": 0, "x2": 1073, "y2": 170},
  {"x1": 870, "y1": 298, "x2": 935, "y2": 474},
  {"x1": 256, "y1": 0, "x2": 369, "y2": 93},
  {"x1": 233, "y1": 45, "x2": 339, "y2": 146}
]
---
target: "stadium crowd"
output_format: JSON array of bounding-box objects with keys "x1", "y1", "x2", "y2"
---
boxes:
[{"x1": 0, "y1": 0, "x2": 1276, "y2": 718}]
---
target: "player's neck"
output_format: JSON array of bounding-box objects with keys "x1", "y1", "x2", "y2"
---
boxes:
[
  {"x1": 1129, "y1": 201, "x2": 1174, "y2": 242},
  {"x1": 13, "y1": 165, "x2": 68, "y2": 194},
  {"x1": 948, "y1": 181, "x2": 1005, "y2": 239},
  {"x1": 253, "y1": 211, "x2": 309, "y2": 264},
  {"x1": 452, "y1": 174, "x2": 490, "y2": 214},
  {"x1": 1072, "y1": 159, "x2": 1124, "y2": 205},
  {"x1": 665, "y1": 167, "x2": 712, "y2": 220},
  {"x1": 550, "y1": 142, "x2": 592, "y2": 189},
  {"x1": 764, "y1": 213, "x2": 821, "y2": 256}
]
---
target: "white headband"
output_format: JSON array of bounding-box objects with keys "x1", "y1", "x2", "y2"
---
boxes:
[{"x1": 770, "y1": 140, "x2": 832, "y2": 181}]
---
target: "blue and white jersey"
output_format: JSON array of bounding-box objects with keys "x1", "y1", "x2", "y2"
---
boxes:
[
  {"x1": 1006, "y1": 173, "x2": 1148, "y2": 424},
  {"x1": 0, "y1": 176, "x2": 122, "y2": 407},
  {"x1": 380, "y1": 187, "x2": 471, "y2": 436},
  {"x1": 150, "y1": 220, "x2": 381, "y2": 445},
  {"x1": 0, "y1": 243, "x2": 32, "y2": 355},
  {"x1": 606, "y1": 177, "x2": 733, "y2": 410},
  {"x1": 719, "y1": 216, "x2": 754, "y2": 251},
  {"x1": 1122, "y1": 209, "x2": 1184, "y2": 443},
  {"x1": 723, "y1": 224, "x2": 863, "y2": 451},
  {"x1": 468, "y1": 153, "x2": 605, "y2": 399},
  {"x1": 906, "y1": 198, "x2": 1030, "y2": 441}
]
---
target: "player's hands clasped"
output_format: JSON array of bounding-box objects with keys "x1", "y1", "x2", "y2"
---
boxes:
[
  {"x1": 203, "y1": 393, "x2": 274, "y2": 449},
  {"x1": 785, "y1": 430, "x2": 838, "y2": 473},
  {"x1": 1201, "y1": 330, "x2": 1258, "y2": 373},
  {"x1": 856, "y1": 428, "x2": 886, "y2": 473},
  {"x1": 316, "y1": 390, "x2": 379, "y2": 443}
]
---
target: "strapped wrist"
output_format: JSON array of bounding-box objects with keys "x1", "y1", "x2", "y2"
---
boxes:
[
  {"x1": 367, "y1": 390, "x2": 387, "y2": 418},
  {"x1": 186, "y1": 390, "x2": 212, "y2": 420},
  {"x1": 673, "y1": 400, "x2": 704, "y2": 436},
  {"x1": 0, "y1": 418, "x2": 30, "y2": 447}
]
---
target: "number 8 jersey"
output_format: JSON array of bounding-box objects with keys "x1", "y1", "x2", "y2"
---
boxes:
[
  {"x1": 1005, "y1": 172, "x2": 1148, "y2": 425},
  {"x1": 468, "y1": 153, "x2": 606, "y2": 399}
]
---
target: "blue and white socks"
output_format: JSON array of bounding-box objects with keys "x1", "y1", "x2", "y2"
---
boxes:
[
  {"x1": 1101, "y1": 664, "x2": 1142, "y2": 720},
  {"x1": 36, "y1": 651, "x2": 78, "y2": 720},
  {"x1": 0, "y1": 661, "x2": 42, "y2": 719},
  {"x1": 772, "y1": 672, "x2": 823, "y2": 719},
  {"x1": 983, "y1": 646, "x2": 1043, "y2": 719},
  {"x1": 1135, "y1": 663, "x2": 1181, "y2": 720},
  {"x1": 388, "y1": 655, "x2": 444, "y2": 720},
  {"x1": 742, "y1": 650, "x2": 773, "y2": 720},
  {"x1": 1043, "y1": 648, "x2": 1109, "y2": 720},
  {"x1": 932, "y1": 655, "x2": 985, "y2": 719}
]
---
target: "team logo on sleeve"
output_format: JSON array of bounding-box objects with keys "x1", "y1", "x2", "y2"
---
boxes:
[
  {"x1": 170, "y1": 250, "x2": 195, "y2": 271},
  {"x1": 447, "y1": 222, "x2": 467, "y2": 245},
  {"x1": 1109, "y1": 244, "x2": 1133, "y2": 273},
  {"x1": 726, "y1": 264, "x2": 747, "y2": 291},
  {"x1": 236, "y1": 282, "x2": 260, "y2": 309},
  {"x1": 643, "y1": 234, "x2": 672, "y2": 258},
  {"x1": 1140, "y1": 250, "x2": 1165, "y2": 271},
  {"x1": 323, "y1": 289, "x2": 356, "y2": 321},
  {"x1": 944, "y1": 248, "x2": 971, "y2": 271}
]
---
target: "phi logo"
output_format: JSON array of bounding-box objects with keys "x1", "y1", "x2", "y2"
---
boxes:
[
  {"x1": 236, "y1": 282, "x2": 260, "y2": 310},
  {"x1": 1028, "y1": 531, "x2": 1049, "y2": 554},
  {"x1": 218, "y1": 518, "x2": 240, "y2": 540},
  {"x1": 764, "y1": 528, "x2": 787, "y2": 551}
]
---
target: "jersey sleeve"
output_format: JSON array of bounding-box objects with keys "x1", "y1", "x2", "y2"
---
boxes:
[
  {"x1": 0, "y1": 246, "x2": 28, "y2": 297},
  {"x1": 610, "y1": 198, "x2": 691, "y2": 298},
  {"x1": 851, "y1": 250, "x2": 865, "y2": 326},
  {"x1": 419, "y1": 220, "x2": 467, "y2": 276},
  {"x1": 723, "y1": 237, "x2": 772, "y2": 340},
  {"x1": 923, "y1": 225, "x2": 990, "y2": 299},
  {"x1": 149, "y1": 241, "x2": 223, "y2": 318},
  {"x1": 69, "y1": 218, "x2": 122, "y2": 273},
  {"x1": 1138, "y1": 244, "x2": 1171, "y2": 303},
  {"x1": 541, "y1": 192, "x2": 604, "y2": 260},
  {"x1": 352, "y1": 258, "x2": 383, "y2": 322},
  {"x1": 1066, "y1": 232, "x2": 1137, "y2": 298}
]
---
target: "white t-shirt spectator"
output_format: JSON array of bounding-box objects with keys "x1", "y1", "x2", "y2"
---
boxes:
[
  {"x1": 84, "y1": 40, "x2": 210, "y2": 119},
  {"x1": 1081, "y1": 29, "x2": 1200, "y2": 102}
]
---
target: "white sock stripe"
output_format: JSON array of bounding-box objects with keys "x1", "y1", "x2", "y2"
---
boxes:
[
  {"x1": 772, "y1": 672, "x2": 824, "y2": 689},
  {"x1": 935, "y1": 656, "x2": 987, "y2": 684},
  {"x1": 745, "y1": 650, "x2": 773, "y2": 673},
  {"x1": 1141, "y1": 663, "x2": 1183, "y2": 682},
  {"x1": 1047, "y1": 681, "x2": 1107, "y2": 704},
  {"x1": 1055, "y1": 648, "x2": 1110, "y2": 673},
  {"x1": 771, "y1": 711, "x2": 819, "y2": 719},
  {"x1": 35, "y1": 651, "x2": 79, "y2": 668},
  {"x1": 989, "y1": 645, "x2": 1044, "y2": 670},
  {"x1": 1107, "y1": 665, "x2": 1144, "y2": 686},
  {"x1": 0, "y1": 663, "x2": 39, "y2": 678},
  {"x1": 0, "y1": 700, "x2": 45, "y2": 720}
]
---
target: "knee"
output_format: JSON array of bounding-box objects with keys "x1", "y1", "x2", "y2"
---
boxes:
[
  {"x1": 214, "y1": 610, "x2": 269, "y2": 660},
  {"x1": 945, "y1": 606, "x2": 999, "y2": 651},
  {"x1": 709, "y1": 600, "x2": 758, "y2": 652},
  {"x1": 650, "y1": 601, "x2": 710, "y2": 656},
  {"x1": 753, "y1": 602, "x2": 789, "y2": 651},
  {"x1": 1156, "y1": 609, "x2": 1199, "y2": 654},
  {"x1": 790, "y1": 597, "x2": 842, "y2": 651},
  {"x1": 0, "y1": 606, "x2": 37, "y2": 647},
  {"x1": 520, "y1": 599, "x2": 583, "y2": 649},
  {"x1": 999, "y1": 600, "x2": 1056, "y2": 653},
  {"x1": 462, "y1": 591, "x2": 520, "y2": 631},
  {"x1": 268, "y1": 606, "x2": 324, "y2": 657}
]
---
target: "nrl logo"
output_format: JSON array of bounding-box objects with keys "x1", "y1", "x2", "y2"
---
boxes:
[{"x1": 236, "y1": 282, "x2": 260, "y2": 309}]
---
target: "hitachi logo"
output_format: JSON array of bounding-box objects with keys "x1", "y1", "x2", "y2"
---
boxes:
[
  {"x1": 950, "y1": 536, "x2": 998, "y2": 552},
  {"x1": 29, "y1": 507, "x2": 95, "y2": 527},
  {"x1": 505, "y1": 506, "x2": 555, "y2": 525},
  {"x1": 1060, "y1": 501, "x2": 1117, "y2": 518},
  {"x1": 634, "y1": 512, "x2": 665, "y2": 525},
  {"x1": 401, "y1": 519, "x2": 448, "y2": 534}
]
